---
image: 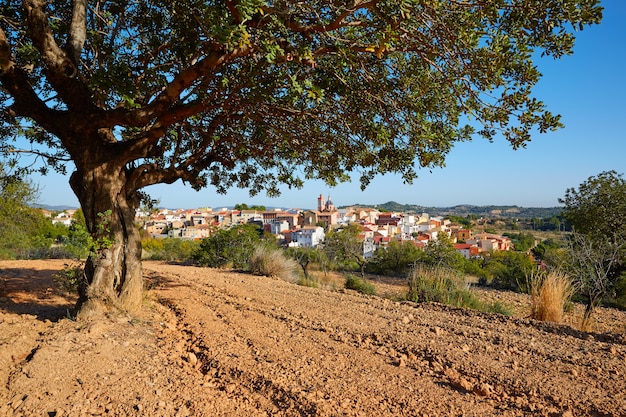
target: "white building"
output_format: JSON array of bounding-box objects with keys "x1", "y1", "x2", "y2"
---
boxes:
[{"x1": 291, "y1": 226, "x2": 325, "y2": 248}]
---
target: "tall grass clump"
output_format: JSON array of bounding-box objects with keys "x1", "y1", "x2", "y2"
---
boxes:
[
  {"x1": 407, "y1": 265, "x2": 482, "y2": 310},
  {"x1": 528, "y1": 270, "x2": 575, "y2": 323},
  {"x1": 249, "y1": 246, "x2": 298, "y2": 282}
]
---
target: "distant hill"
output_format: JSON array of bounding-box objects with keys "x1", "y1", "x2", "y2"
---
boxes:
[
  {"x1": 343, "y1": 201, "x2": 562, "y2": 219},
  {"x1": 32, "y1": 203, "x2": 79, "y2": 212}
]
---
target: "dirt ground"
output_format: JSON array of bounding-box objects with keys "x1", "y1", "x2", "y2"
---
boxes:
[{"x1": 1, "y1": 259, "x2": 625, "y2": 417}]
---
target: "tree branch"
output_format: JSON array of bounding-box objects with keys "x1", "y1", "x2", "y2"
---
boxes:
[
  {"x1": 67, "y1": 0, "x2": 87, "y2": 64},
  {"x1": 0, "y1": 28, "x2": 68, "y2": 135},
  {"x1": 22, "y1": 0, "x2": 94, "y2": 110}
]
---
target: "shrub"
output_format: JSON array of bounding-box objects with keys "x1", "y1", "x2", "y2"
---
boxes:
[
  {"x1": 485, "y1": 301, "x2": 514, "y2": 316},
  {"x1": 528, "y1": 270, "x2": 575, "y2": 323},
  {"x1": 192, "y1": 224, "x2": 261, "y2": 269},
  {"x1": 297, "y1": 276, "x2": 319, "y2": 288},
  {"x1": 250, "y1": 246, "x2": 298, "y2": 281},
  {"x1": 407, "y1": 265, "x2": 514, "y2": 315},
  {"x1": 485, "y1": 251, "x2": 536, "y2": 291},
  {"x1": 407, "y1": 265, "x2": 480, "y2": 309},
  {"x1": 366, "y1": 240, "x2": 422, "y2": 277},
  {"x1": 345, "y1": 275, "x2": 377, "y2": 295},
  {"x1": 142, "y1": 237, "x2": 199, "y2": 262},
  {"x1": 53, "y1": 262, "x2": 86, "y2": 294}
]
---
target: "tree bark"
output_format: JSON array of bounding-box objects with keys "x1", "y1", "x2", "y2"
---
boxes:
[{"x1": 70, "y1": 162, "x2": 143, "y2": 318}]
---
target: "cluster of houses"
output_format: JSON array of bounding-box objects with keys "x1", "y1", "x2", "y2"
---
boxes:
[
  {"x1": 44, "y1": 194, "x2": 513, "y2": 259},
  {"x1": 136, "y1": 194, "x2": 513, "y2": 259}
]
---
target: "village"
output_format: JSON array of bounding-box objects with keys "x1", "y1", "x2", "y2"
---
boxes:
[{"x1": 46, "y1": 194, "x2": 512, "y2": 259}]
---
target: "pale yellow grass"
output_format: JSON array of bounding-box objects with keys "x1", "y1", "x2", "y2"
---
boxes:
[{"x1": 529, "y1": 271, "x2": 575, "y2": 323}]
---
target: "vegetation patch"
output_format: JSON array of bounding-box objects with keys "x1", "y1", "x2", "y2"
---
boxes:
[
  {"x1": 250, "y1": 246, "x2": 298, "y2": 282},
  {"x1": 407, "y1": 265, "x2": 512, "y2": 316},
  {"x1": 345, "y1": 275, "x2": 377, "y2": 295}
]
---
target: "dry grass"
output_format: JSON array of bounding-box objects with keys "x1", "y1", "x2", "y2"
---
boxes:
[
  {"x1": 528, "y1": 271, "x2": 575, "y2": 323},
  {"x1": 249, "y1": 246, "x2": 298, "y2": 282}
]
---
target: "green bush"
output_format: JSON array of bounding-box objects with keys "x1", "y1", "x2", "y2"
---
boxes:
[
  {"x1": 53, "y1": 262, "x2": 86, "y2": 294},
  {"x1": 485, "y1": 301, "x2": 513, "y2": 316},
  {"x1": 192, "y1": 224, "x2": 262, "y2": 269},
  {"x1": 345, "y1": 275, "x2": 377, "y2": 295},
  {"x1": 296, "y1": 276, "x2": 320, "y2": 288},
  {"x1": 366, "y1": 240, "x2": 422, "y2": 277},
  {"x1": 142, "y1": 237, "x2": 199, "y2": 262},
  {"x1": 407, "y1": 265, "x2": 480, "y2": 308},
  {"x1": 407, "y1": 265, "x2": 513, "y2": 315},
  {"x1": 484, "y1": 251, "x2": 536, "y2": 291}
]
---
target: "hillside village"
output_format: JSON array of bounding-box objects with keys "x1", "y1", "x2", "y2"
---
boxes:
[{"x1": 48, "y1": 193, "x2": 512, "y2": 259}]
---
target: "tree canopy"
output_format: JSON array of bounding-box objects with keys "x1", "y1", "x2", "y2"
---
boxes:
[
  {"x1": 560, "y1": 171, "x2": 626, "y2": 245},
  {"x1": 1, "y1": 1, "x2": 602, "y2": 190},
  {"x1": 559, "y1": 171, "x2": 626, "y2": 325},
  {"x1": 0, "y1": 0, "x2": 602, "y2": 314}
]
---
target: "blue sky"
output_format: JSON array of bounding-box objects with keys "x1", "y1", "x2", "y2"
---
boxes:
[{"x1": 33, "y1": 1, "x2": 626, "y2": 210}]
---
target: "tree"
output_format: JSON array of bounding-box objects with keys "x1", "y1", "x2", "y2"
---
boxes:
[
  {"x1": 0, "y1": 1, "x2": 602, "y2": 315},
  {"x1": 367, "y1": 240, "x2": 421, "y2": 277},
  {"x1": 285, "y1": 246, "x2": 322, "y2": 281},
  {"x1": 0, "y1": 163, "x2": 51, "y2": 258},
  {"x1": 234, "y1": 203, "x2": 266, "y2": 211},
  {"x1": 565, "y1": 232, "x2": 624, "y2": 330},
  {"x1": 421, "y1": 234, "x2": 464, "y2": 270},
  {"x1": 323, "y1": 224, "x2": 369, "y2": 277},
  {"x1": 192, "y1": 223, "x2": 262, "y2": 269},
  {"x1": 559, "y1": 171, "x2": 626, "y2": 327},
  {"x1": 560, "y1": 171, "x2": 626, "y2": 246}
]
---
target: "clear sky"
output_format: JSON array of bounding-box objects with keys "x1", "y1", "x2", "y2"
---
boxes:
[{"x1": 32, "y1": 1, "x2": 626, "y2": 210}]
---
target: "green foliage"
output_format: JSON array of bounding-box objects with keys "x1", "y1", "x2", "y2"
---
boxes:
[
  {"x1": 345, "y1": 275, "x2": 377, "y2": 296},
  {"x1": 407, "y1": 265, "x2": 479, "y2": 308},
  {"x1": 142, "y1": 237, "x2": 200, "y2": 262},
  {"x1": 481, "y1": 251, "x2": 536, "y2": 291},
  {"x1": 485, "y1": 301, "x2": 514, "y2": 317},
  {"x1": 53, "y1": 262, "x2": 86, "y2": 294},
  {"x1": 296, "y1": 276, "x2": 319, "y2": 288},
  {"x1": 0, "y1": 165, "x2": 53, "y2": 259},
  {"x1": 607, "y1": 272, "x2": 626, "y2": 310},
  {"x1": 407, "y1": 265, "x2": 512, "y2": 315},
  {"x1": 366, "y1": 240, "x2": 422, "y2": 277},
  {"x1": 421, "y1": 234, "x2": 465, "y2": 270},
  {"x1": 559, "y1": 172, "x2": 626, "y2": 321},
  {"x1": 505, "y1": 232, "x2": 536, "y2": 252},
  {"x1": 0, "y1": 1, "x2": 602, "y2": 204},
  {"x1": 192, "y1": 224, "x2": 263, "y2": 269},
  {"x1": 445, "y1": 215, "x2": 472, "y2": 229},
  {"x1": 234, "y1": 203, "x2": 266, "y2": 211},
  {"x1": 323, "y1": 224, "x2": 368, "y2": 276},
  {"x1": 62, "y1": 210, "x2": 92, "y2": 259},
  {"x1": 560, "y1": 171, "x2": 626, "y2": 245}
]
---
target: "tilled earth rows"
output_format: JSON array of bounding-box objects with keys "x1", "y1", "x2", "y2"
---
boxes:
[{"x1": 1, "y1": 260, "x2": 626, "y2": 416}]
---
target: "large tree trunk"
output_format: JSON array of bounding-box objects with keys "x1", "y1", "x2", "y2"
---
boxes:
[{"x1": 70, "y1": 163, "x2": 143, "y2": 318}]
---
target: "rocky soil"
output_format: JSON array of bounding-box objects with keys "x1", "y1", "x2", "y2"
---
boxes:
[{"x1": 1, "y1": 259, "x2": 625, "y2": 416}]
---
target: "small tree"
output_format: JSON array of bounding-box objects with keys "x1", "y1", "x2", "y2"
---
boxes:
[
  {"x1": 560, "y1": 171, "x2": 626, "y2": 328},
  {"x1": 193, "y1": 224, "x2": 262, "y2": 269},
  {"x1": 422, "y1": 234, "x2": 464, "y2": 271},
  {"x1": 367, "y1": 240, "x2": 421, "y2": 277},
  {"x1": 323, "y1": 224, "x2": 369, "y2": 278},
  {"x1": 286, "y1": 246, "x2": 322, "y2": 282},
  {"x1": 565, "y1": 232, "x2": 624, "y2": 330}
]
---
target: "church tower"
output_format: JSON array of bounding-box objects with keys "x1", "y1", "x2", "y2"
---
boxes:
[{"x1": 317, "y1": 194, "x2": 325, "y2": 212}]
